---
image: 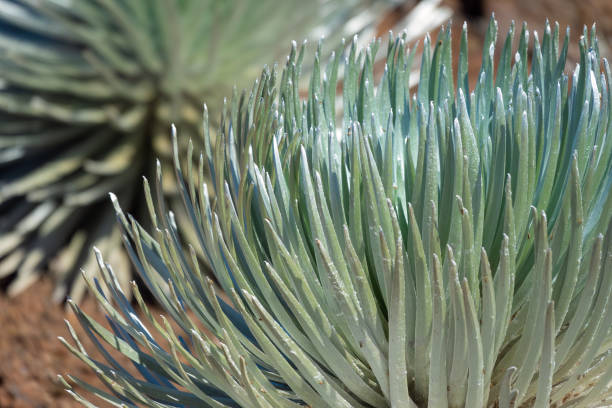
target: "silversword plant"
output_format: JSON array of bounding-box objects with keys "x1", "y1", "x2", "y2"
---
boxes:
[{"x1": 61, "y1": 18, "x2": 612, "y2": 407}]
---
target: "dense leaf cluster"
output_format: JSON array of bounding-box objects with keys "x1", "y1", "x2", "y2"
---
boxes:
[{"x1": 62, "y1": 18, "x2": 612, "y2": 407}]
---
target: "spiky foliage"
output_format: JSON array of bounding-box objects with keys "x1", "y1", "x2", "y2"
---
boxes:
[
  {"x1": 0, "y1": 0, "x2": 438, "y2": 301},
  {"x1": 60, "y1": 18, "x2": 612, "y2": 407}
]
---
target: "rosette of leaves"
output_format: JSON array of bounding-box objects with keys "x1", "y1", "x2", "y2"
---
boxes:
[
  {"x1": 0, "y1": 0, "x2": 450, "y2": 301},
  {"x1": 60, "y1": 18, "x2": 612, "y2": 407}
]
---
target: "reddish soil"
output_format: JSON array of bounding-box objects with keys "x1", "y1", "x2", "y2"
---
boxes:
[
  {"x1": 0, "y1": 1, "x2": 610, "y2": 407},
  {"x1": 0, "y1": 278, "x2": 114, "y2": 408}
]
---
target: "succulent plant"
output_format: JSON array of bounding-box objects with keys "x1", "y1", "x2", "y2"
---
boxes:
[
  {"x1": 60, "y1": 17, "x2": 612, "y2": 407},
  {"x1": 0, "y1": 0, "x2": 452, "y2": 301}
]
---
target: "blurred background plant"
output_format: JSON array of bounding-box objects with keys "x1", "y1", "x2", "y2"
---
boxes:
[
  {"x1": 61, "y1": 16, "x2": 612, "y2": 407},
  {"x1": 0, "y1": 0, "x2": 450, "y2": 302}
]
